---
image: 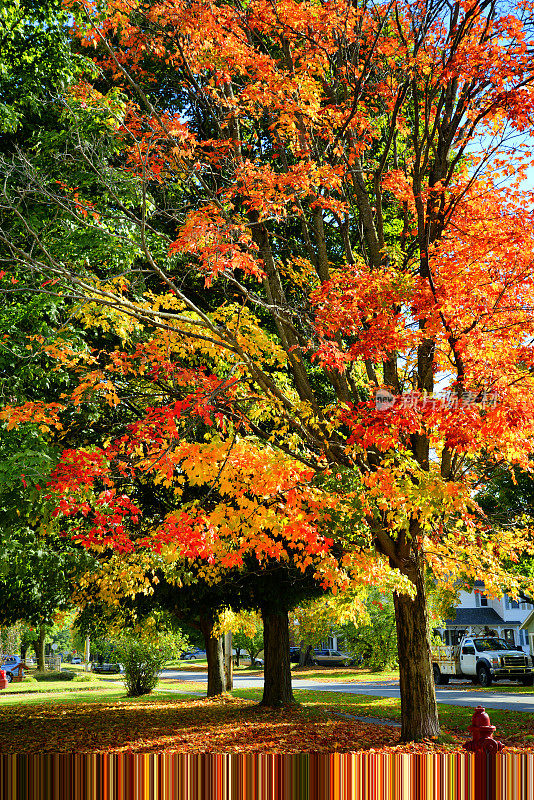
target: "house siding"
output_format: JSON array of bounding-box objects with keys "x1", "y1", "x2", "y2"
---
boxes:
[{"x1": 438, "y1": 587, "x2": 534, "y2": 654}]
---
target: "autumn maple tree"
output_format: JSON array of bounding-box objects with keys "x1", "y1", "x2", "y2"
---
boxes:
[{"x1": 3, "y1": 0, "x2": 534, "y2": 741}]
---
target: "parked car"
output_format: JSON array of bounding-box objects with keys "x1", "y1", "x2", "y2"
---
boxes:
[
  {"x1": 312, "y1": 649, "x2": 353, "y2": 667},
  {"x1": 71, "y1": 656, "x2": 82, "y2": 665},
  {"x1": 181, "y1": 649, "x2": 207, "y2": 660},
  {"x1": 289, "y1": 647, "x2": 301, "y2": 663},
  {"x1": 0, "y1": 655, "x2": 25, "y2": 682},
  {"x1": 91, "y1": 662, "x2": 122, "y2": 674}
]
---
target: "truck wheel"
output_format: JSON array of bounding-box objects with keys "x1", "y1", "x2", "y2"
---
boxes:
[
  {"x1": 433, "y1": 664, "x2": 446, "y2": 685},
  {"x1": 5, "y1": 672, "x2": 12, "y2": 684},
  {"x1": 520, "y1": 676, "x2": 534, "y2": 686},
  {"x1": 477, "y1": 664, "x2": 493, "y2": 687}
]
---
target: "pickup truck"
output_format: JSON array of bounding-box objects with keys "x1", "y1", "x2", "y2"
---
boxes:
[{"x1": 432, "y1": 634, "x2": 533, "y2": 687}]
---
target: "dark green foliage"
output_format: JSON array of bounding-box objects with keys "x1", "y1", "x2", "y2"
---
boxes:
[
  {"x1": 0, "y1": 0, "x2": 77, "y2": 136},
  {"x1": 476, "y1": 464, "x2": 534, "y2": 588},
  {"x1": 0, "y1": 527, "x2": 95, "y2": 628},
  {"x1": 116, "y1": 634, "x2": 182, "y2": 697},
  {"x1": 477, "y1": 465, "x2": 534, "y2": 527}
]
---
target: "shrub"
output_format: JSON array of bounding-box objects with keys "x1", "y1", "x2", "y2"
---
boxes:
[
  {"x1": 33, "y1": 670, "x2": 76, "y2": 682},
  {"x1": 116, "y1": 636, "x2": 175, "y2": 697}
]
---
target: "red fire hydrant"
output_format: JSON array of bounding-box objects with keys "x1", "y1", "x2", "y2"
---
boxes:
[
  {"x1": 464, "y1": 706, "x2": 504, "y2": 753},
  {"x1": 0, "y1": 669, "x2": 8, "y2": 691}
]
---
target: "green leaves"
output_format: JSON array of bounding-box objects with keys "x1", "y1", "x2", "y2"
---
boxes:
[
  {"x1": 0, "y1": 526, "x2": 96, "y2": 626},
  {"x1": 0, "y1": 0, "x2": 77, "y2": 134}
]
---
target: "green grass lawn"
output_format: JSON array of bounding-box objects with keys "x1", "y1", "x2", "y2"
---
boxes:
[
  {"x1": 0, "y1": 685, "x2": 125, "y2": 707},
  {"x1": 290, "y1": 667, "x2": 400, "y2": 682},
  {"x1": 156, "y1": 680, "x2": 206, "y2": 693},
  {"x1": 3, "y1": 671, "x2": 107, "y2": 694},
  {"x1": 443, "y1": 681, "x2": 534, "y2": 694},
  {"x1": 1, "y1": 669, "x2": 208, "y2": 700},
  {"x1": 164, "y1": 662, "x2": 399, "y2": 682},
  {"x1": 164, "y1": 658, "x2": 209, "y2": 669}
]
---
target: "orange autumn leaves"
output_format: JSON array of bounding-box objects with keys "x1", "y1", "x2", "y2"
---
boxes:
[
  {"x1": 0, "y1": 695, "x2": 404, "y2": 755},
  {"x1": 3, "y1": 0, "x2": 534, "y2": 606}
]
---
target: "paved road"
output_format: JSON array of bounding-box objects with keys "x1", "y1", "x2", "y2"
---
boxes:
[{"x1": 161, "y1": 670, "x2": 534, "y2": 713}]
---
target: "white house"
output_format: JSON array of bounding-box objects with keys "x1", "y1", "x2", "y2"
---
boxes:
[{"x1": 437, "y1": 581, "x2": 533, "y2": 653}]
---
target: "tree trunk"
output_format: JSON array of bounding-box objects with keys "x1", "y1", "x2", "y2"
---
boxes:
[
  {"x1": 223, "y1": 631, "x2": 233, "y2": 690},
  {"x1": 393, "y1": 555, "x2": 440, "y2": 741},
  {"x1": 298, "y1": 643, "x2": 313, "y2": 666},
  {"x1": 260, "y1": 608, "x2": 295, "y2": 707},
  {"x1": 199, "y1": 613, "x2": 225, "y2": 697},
  {"x1": 33, "y1": 624, "x2": 46, "y2": 672}
]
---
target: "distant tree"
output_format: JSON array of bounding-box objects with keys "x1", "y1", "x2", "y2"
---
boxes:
[
  {"x1": 229, "y1": 612, "x2": 264, "y2": 667},
  {"x1": 0, "y1": 527, "x2": 95, "y2": 669},
  {"x1": 342, "y1": 591, "x2": 398, "y2": 672},
  {"x1": 290, "y1": 592, "x2": 363, "y2": 667},
  {"x1": 476, "y1": 465, "x2": 534, "y2": 595}
]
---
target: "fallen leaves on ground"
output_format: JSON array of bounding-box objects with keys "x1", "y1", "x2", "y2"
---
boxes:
[
  {"x1": 1, "y1": 694, "x2": 533, "y2": 754},
  {"x1": 0, "y1": 695, "x2": 429, "y2": 755}
]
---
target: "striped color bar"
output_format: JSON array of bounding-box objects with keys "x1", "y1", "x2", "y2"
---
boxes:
[{"x1": 0, "y1": 753, "x2": 532, "y2": 799}]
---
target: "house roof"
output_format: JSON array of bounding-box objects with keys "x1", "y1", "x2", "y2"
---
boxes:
[
  {"x1": 445, "y1": 608, "x2": 505, "y2": 626},
  {"x1": 520, "y1": 610, "x2": 534, "y2": 630}
]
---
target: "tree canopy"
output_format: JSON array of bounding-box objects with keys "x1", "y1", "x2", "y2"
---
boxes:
[{"x1": 1, "y1": 0, "x2": 534, "y2": 740}]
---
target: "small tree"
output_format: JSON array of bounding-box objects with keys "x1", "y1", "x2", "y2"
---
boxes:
[
  {"x1": 228, "y1": 611, "x2": 264, "y2": 667},
  {"x1": 342, "y1": 592, "x2": 398, "y2": 672},
  {"x1": 290, "y1": 591, "x2": 366, "y2": 666},
  {"x1": 117, "y1": 629, "x2": 186, "y2": 697}
]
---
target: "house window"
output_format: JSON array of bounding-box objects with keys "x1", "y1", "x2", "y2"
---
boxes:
[
  {"x1": 480, "y1": 594, "x2": 488, "y2": 607},
  {"x1": 504, "y1": 629, "x2": 516, "y2": 645},
  {"x1": 511, "y1": 599, "x2": 520, "y2": 609}
]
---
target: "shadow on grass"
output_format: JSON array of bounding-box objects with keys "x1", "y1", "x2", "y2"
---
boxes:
[
  {"x1": 3, "y1": 686, "x2": 532, "y2": 754},
  {"x1": 0, "y1": 691, "x2": 405, "y2": 755},
  {"x1": 233, "y1": 689, "x2": 534, "y2": 748}
]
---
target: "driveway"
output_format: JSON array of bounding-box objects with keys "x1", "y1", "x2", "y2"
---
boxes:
[{"x1": 160, "y1": 670, "x2": 534, "y2": 713}]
